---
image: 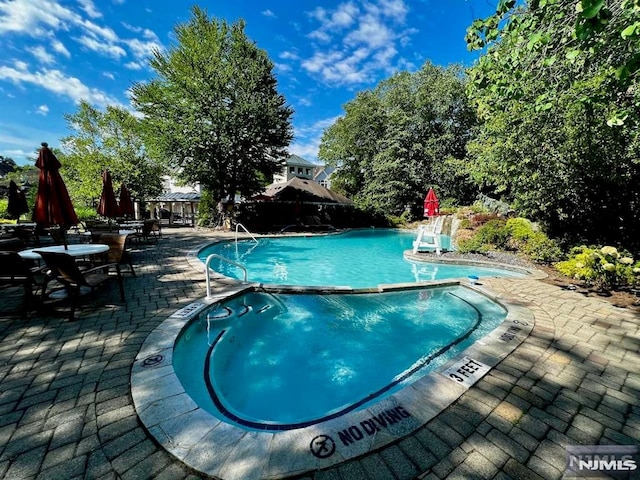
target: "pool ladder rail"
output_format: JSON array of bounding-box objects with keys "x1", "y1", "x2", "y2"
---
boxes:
[
  {"x1": 235, "y1": 223, "x2": 259, "y2": 244},
  {"x1": 205, "y1": 254, "x2": 248, "y2": 299}
]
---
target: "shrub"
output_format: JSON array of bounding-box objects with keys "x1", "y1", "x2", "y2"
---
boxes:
[
  {"x1": 555, "y1": 245, "x2": 640, "y2": 290},
  {"x1": 470, "y1": 213, "x2": 501, "y2": 228},
  {"x1": 0, "y1": 199, "x2": 8, "y2": 219},
  {"x1": 520, "y1": 231, "x2": 563, "y2": 264},
  {"x1": 74, "y1": 206, "x2": 97, "y2": 221},
  {"x1": 456, "y1": 218, "x2": 508, "y2": 253},
  {"x1": 505, "y1": 218, "x2": 562, "y2": 264}
]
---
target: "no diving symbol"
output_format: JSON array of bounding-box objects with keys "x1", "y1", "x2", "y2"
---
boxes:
[
  {"x1": 142, "y1": 354, "x2": 164, "y2": 367},
  {"x1": 310, "y1": 435, "x2": 335, "y2": 459}
]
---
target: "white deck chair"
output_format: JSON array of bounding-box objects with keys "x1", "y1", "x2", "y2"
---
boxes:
[{"x1": 412, "y1": 216, "x2": 444, "y2": 254}]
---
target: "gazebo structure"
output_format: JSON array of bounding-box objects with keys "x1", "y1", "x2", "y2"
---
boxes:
[{"x1": 146, "y1": 192, "x2": 200, "y2": 226}]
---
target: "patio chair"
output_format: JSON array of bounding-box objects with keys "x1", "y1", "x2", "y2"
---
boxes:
[
  {"x1": 36, "y1": 250, "x2": 125, "y2": 321},
  {"x1": 0, "y1": 251, "x2": 49, "y2": 317},
  {"x1": 134, "y1": 219, "x2": 161, "y2": 243},
  {"x1": 97, "y1": 233, "x2": 136, "y2": 276}
]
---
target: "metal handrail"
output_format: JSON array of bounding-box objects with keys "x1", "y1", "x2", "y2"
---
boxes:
[
  {"x1": 235, "y1": 223, "x2": 258, "y2": 243},
  {"x1": 205, "y1": 254, "x2": 248, "y2": 299}
]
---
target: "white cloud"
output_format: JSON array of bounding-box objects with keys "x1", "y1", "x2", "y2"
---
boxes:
[
  {"x1": 52, "y1": 39, "x2": 71, "y2": 58},
  {"x1": 0, "y1": 65, "x2": 120, "y2": 108},
  {"x1": 27, "y1": 45, "x2": 55, "y2": 64},
  {"x1": 0, "y1": 0, "x2": 74, "y2": 35},
  {"x1": 0, "y1": 0, "x2": 128, "y2": 61},
  {"x1": 280, "y1": 51, "x2": 299, "y2": 61},
  {"x1": 291, "y1": 116, "x2": 342, "y2": 162},
  {"x1": 36, "y1": 104, "x2": 49, "y2": 115},
  {"x1": 262, "y1": 9, "x2": 276, "y2": 18},
  {"x1": 103, "y1": 72, "x2": 115, "y2": 80},
  {"x1": 123, "y1": 37, "x2": 163, "y2": 60},
  {"x1": 75, "y1": 35, "x2": 126, "y2": 59},
  {"x1": 300, "y1": 0, "x2": 415, "y2": 86},
  {"x1": 124, "y1": 61, "x2": 143, "y2": 70},
  {"x1": 78, "y1": 0, "x2": 101, "y2": 19}
]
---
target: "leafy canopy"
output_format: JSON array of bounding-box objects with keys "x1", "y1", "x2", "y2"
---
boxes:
[
  {"x1": 318, "y1": 62, "x2": 477, "y2": 216},
  {"x1": 131, "y1": 6, "x2": 293, "y2": 203},
  {"x1": 465, "y1": 0, "x2": 640, "y2": 249},
  {"x1": 60, "y1": 100, "x2": 164, "y2": 207}
]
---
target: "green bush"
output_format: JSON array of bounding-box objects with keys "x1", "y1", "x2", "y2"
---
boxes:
[
  {"x1": 74, "y1": 206, "x2": 97, "y2": 221},
  {"x1": 458, "y1": 217, "x2": 472, "y2": 229},
  {"x1": 520, "y1": 231, "x2": 563, "y2": 264},
  {"x1": 505, "y1": 218, "x2": 562, "y2": 264},
  {"x1": 457, "y1": 218, "x2": 508, "y2": 253},
  {"x1": 555, "y1": 245, "x2": 640, "y2": 290}
]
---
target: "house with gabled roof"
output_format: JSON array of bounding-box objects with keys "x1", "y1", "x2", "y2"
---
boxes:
[{"x1": 273, "y1": 154, "x2": 318, "y2": 183}]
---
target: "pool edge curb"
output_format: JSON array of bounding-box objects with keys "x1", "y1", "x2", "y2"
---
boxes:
[{"x1": 131, "y1": 280, "x2": 535, "y2": 480}]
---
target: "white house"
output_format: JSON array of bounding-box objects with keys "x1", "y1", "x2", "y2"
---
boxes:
[{"x1": 273, "y1": 154, "x2": 318, "y2": 183}]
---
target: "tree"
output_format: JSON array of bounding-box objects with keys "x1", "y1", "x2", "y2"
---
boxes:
[
  {"x1": 0, "y1": 156, "x2": 17, "y2": 178},
  {"x1": 319, "y1": 62, "x2": 477, "y2": 216},
  {"x1": 465, "y1": 0, "x2": 640, "y2": 248},
  {"x1": 131, "y1": 6, "x2": 293, "y2": 209},
  {"x1": 61, "y1": 101, "x2": 164, "y2": 207}
]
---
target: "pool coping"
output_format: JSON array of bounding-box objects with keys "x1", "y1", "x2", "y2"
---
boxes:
[{"x1": 132, "y1": 241, "x2": 539, "y2": 480}]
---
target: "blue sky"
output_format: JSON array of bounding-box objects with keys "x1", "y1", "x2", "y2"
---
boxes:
[{"x1": 0, "y1": 0, "x2": 497, "y2": 166}]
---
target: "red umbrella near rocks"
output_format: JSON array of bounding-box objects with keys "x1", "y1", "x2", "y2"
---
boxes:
[
  {"x1": 118, "y1": 183, "x2": 135, "y2": 218},
  {"x1": 32, "y1": 142, "x2": 79, "y2": 247},
  {"x1": 97, "y1": 170, "x2": 119, "y2": 219},
  {"x1": 423, "y1": 187, "x2": 439, "y2": 218}
]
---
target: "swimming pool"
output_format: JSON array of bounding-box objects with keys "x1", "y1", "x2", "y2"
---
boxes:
[
  {"x1": 173, "y1": 286, "x2": 508, "y2": 431},
  {"x1": 131, "y1": 229, "x2": 537, "y2": 478},
  {"x1": 197, "y1": 229, "x2": 525, "y2": 287}
]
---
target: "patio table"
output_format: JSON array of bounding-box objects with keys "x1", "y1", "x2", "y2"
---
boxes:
[{"x1": 18, "y1": 244, "x2": 109, "y2": 261}]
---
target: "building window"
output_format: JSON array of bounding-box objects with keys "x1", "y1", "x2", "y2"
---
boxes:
[
  {"x1": 289, "y1": 166, "x2": 295, "y2": 173},
  {"x1": 306, "y1": 168, "x2": 310, "y2": 175},
  {"x1": 298, "y1": 167, "x2": 303, "y2": 174}
]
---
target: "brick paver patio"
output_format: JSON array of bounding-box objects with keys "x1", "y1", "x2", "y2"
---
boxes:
[{"x1": 1, "y1": 227, "x2": 638, "y2": 480}]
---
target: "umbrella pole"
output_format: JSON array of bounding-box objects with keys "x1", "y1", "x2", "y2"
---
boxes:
[{"x1": 61, "y1": 225, "x2": 68, "y2": 250}]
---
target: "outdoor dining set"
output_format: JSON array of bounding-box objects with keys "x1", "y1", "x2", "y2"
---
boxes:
[{"x1": 0, "y1": 143, "x2": 160, "y2": 320}]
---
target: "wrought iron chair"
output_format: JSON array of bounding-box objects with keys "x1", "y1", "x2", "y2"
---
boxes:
[
  {"x1": 36, "y1": 251, "x2": 125, "y2": 321},
  {"x1": 0, "y1": 251, "x2": 48, "y2": 317}
]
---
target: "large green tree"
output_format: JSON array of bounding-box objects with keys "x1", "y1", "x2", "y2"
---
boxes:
[
  {"x1": 131, "y1": 7, "x2": 293, "y2": 206},
  {"x1": 61, "y1": 101, "x2": 164, "y2": 207},
  {"x1": 465, "y1": 0, "x2": 640, "y2": 248},
  {"x1": 319, "y1": 62, "x2": 477, "y2": 215}
]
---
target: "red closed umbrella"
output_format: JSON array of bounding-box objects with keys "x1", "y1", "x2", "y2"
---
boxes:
[
  {"x1": 423, "y1": 187, "x2": 439, "y2": 218},
  {"x1": 33, "y1": 142, "x2": 79, "y2": 228},
  {"x1": 97, "y1": 170, "x2": 119, "y2": 219},
  {"x1": 118, "y1": 183, "x2": 135, "y2": 218}
]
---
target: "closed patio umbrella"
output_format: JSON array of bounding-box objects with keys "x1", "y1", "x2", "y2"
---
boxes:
[
  {"x1": 32, "y1": 142, "x2": 79, "y2": 248},
  {"x1": 118, "y1": 183, "x2": 135, "y2": 218},
  {"x1": 423, "y1": 187, "x2": 439, "y2": 218},
  {"x1": 7, "y1": 180, "x2": 29, "y2": 220},
  {"x1": 97, "y1": 170, "x2": 119, "y2": 219}
]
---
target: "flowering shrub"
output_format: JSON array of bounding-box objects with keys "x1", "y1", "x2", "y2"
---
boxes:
[{"x1": 555, "y1": 245, "x2": 640, "y2": 290}]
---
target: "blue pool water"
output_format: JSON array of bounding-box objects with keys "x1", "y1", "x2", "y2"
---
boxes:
[
  {"x1": 198, "y1": 229, "x2": 524, "y2": 288},
  {"x1": 173, "y1": 287, "x2": 507, "y2": 430}
]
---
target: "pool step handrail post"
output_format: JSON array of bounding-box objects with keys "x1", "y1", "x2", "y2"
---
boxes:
[
  {"x1": 235, "y1": 223, "x2": 259, "y2": 244},
  {"x1": 205, "y1": 254, "x2": 248, "y2": 299}
]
